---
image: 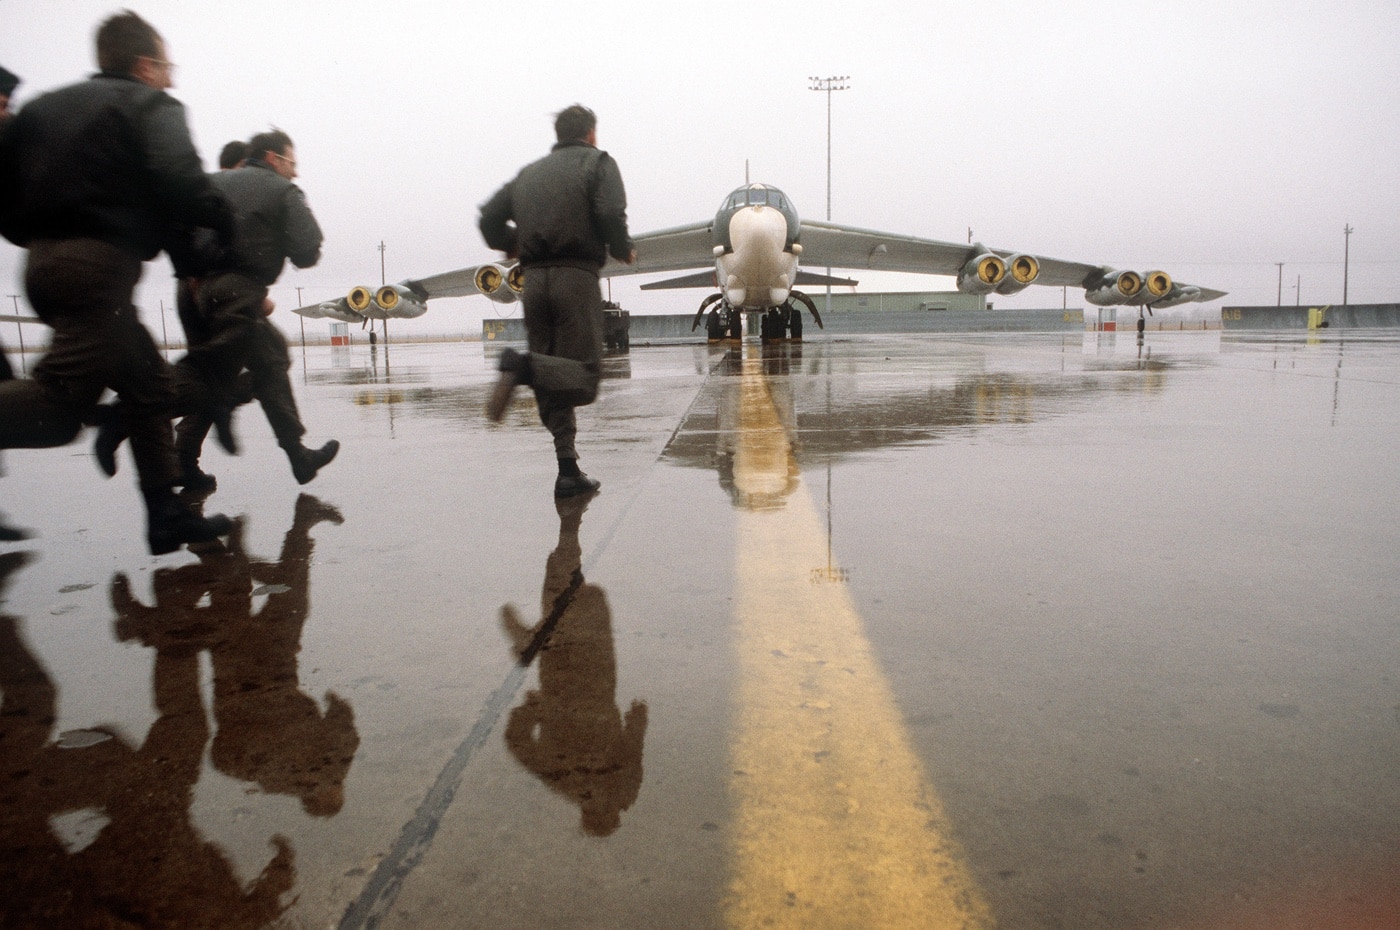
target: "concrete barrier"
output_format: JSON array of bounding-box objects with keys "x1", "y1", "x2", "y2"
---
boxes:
[{"x1": 1221, "y1": 304, "x2": 1400, "y2": 330}]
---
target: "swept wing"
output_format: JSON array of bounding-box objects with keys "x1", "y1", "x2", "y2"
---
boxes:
[{"x1": 603, "y1": 216, "x2": 1224, "y2": 308}]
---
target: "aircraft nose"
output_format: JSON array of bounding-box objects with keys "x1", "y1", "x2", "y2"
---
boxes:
[{"x1": 729, "y1": 206, "x2": 788, "y2": 251}]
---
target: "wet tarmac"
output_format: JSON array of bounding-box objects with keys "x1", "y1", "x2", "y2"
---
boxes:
[{"x1": 1, "y1": 331, "x2": 1398, "y2": 929}]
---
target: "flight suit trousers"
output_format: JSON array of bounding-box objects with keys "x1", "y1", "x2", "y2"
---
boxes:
[
  {"x1": 522, "y1": 265, "x2": 604, "y2": 461},
  {"x1": 0, "y1": 238, "x2": 179, "y2": 493},
  {"x1": 175, "y1": 273, "x2": 305, "y2": 458}
]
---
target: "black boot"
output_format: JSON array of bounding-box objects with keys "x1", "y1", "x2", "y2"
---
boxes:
[
  {"x1": 211, "y1": 405, "x2": 239, "y2": 454},
  {"x1": 145, "y1": 488, "x2": 233, "y2": 555},
  {"x1": 554, "y1": 459, "x2": 601, "y2": 498},
  {"x1": 176, "y1": 453, "x2": 217, "y2": 493},
  {"x1": 288, "y1": 440, "x2": 340, "y2": 485},
  {"x1": 91, "y1": 404, "x2": 127, "y2": 478},
  {"x1": 0, "y1": 514, "x2": 31, "y2": 542}
]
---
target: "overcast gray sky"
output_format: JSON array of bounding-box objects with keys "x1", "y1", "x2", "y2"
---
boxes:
[{"x1": 3, "y1": 0, "x2": 1397, "y2": 338}]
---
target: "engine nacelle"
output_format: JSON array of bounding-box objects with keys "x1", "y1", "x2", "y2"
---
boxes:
[
  {"x1": 995, "y1": 254, "x2": 1040, "y2": 295},
  {"x1": 1146, "y1": 284, "x2": 1202, "y2": 309},
  {"x1": 374, "y1": 284, "x2": 428, "y2": 319},
  {"x1": 296, "y1": 300, "x2": 363, "y2": 324},
  {"x1": 347, "y1": 285, "x2": 374, "y2": 313},
  {"x1": 1123, "y1": 270, "x2": 1176, "y2": 307},
  {"x1": 1143, "y1": 270, "x2": 1174, "y2": 301},
  {"x1": 955, "y1": 248, "x2": 1007, "y2": 296},
  {"x1": 1084, "y1": 270, "x2": 1144, "y2": 306},
  {"x1": 474, "y1": 264, "x2": 519, "y2": 305},
  {"x1": 507, "y1": 264, "x2": 525, "y2": 296}
]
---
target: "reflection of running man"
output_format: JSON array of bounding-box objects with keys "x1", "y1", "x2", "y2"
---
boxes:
[
  {"x1": 0, "y1": 551, "x2": 296, "y2": 928},
  {"x1": 501, "y1": 493, "x2": 647, "y2": 836},
  {"x1": 112, "y1": 494, "x2": 356, "y2": 817}
]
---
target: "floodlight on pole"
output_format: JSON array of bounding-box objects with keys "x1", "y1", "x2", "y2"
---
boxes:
[
  {"x1": 1343, "y1": 223, "x2": 1353, "y2": 305},
  {"x1": 807, "y1": 75, "x2": 849, "y2": 222},
  {"x1": 808, "y1": 75, "x2": 849, "y2": 315},
  {"x1": 7, "y1": 295, "x2": 25, "y2": 375}
]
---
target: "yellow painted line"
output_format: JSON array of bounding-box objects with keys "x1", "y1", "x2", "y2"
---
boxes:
[{"x1": 725, "y1": 354, "x2": 994, "y2": 930}]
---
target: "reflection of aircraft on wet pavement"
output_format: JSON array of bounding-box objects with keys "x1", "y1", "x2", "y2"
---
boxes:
[
  {"x1": 669, "y1": 341, "x2": 1177, "y2": 509},
  {"x1": 295, "y1": 182, "x2": 1226, "y2": 338}
]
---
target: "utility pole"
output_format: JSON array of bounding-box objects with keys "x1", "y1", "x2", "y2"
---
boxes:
[
  {"x1": 158, "y1": 299, "x2": 169, "y2": 360},
  {"x1": 7, "y1": 294, "x2": 25, "y2": 375},
  {"x1": 296, "y1": 286, "x2": 306, "y2": 354},
  {"x1": 1343, "y1": 223, "x2": 1353, "y2": 305},
  {"x1": 809, "y1": 75, "x2": 849, "y2": 317},
  {"x1": 1276, "y1": 262, "x2": 1284, "y2": 307},
  {"x1": 378, "y1": 241, "x2": 389, "y2": 346}
]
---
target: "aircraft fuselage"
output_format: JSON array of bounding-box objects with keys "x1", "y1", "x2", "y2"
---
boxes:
[{"x1": 713, "y1": 184, "x2": 802, "y2": 311}]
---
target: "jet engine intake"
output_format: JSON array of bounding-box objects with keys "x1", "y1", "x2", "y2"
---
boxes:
[
  {"x1": 955, "y1": 247, "x2": 1007, "y2": 295},
  {"x1": 507, "y1": 264, "x2": 525, "y2": 296},
  {"x1": 995, "y1": 254, "x2": 1040, "y2": 295},
  {"x1": 347, "y1": 285, "x2": 374, "y2": 313},
  {"x1": 374, "y1": 284, "x2": 428, "y2": 319},
  {"x1": 1144, "y1": 270, "x2": 1173, "y2": 301},
  {"x1": 474, "y1": 264, "x2": 519, "y2": 304},
  {"x1": 1084, "y1": 270, "x2": 1144, "y2": 306}
]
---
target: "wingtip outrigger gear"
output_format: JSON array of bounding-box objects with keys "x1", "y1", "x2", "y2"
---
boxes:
[
  {"x1": 790, "y1": 290, "x2": 823, "y2": 330},
  {"x1": 692, "y1": 292, "x2": 724, "y2": 332}
]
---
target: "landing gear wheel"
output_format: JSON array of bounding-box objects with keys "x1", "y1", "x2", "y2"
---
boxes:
[
  {"x1": 707, "y1": 310, "x2": 723, "y2": 341},
  {"x1": 761, "y1": 310, "x2": 780, "y2": 341},
  {"x1": 728, "y1": 313, "x2": 743, "y2": 340},
  {"x1": 787, "y1": 306, "x2": 803, "y2": 340}
]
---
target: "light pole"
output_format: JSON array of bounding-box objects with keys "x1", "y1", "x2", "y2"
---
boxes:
[
  {"x1": 378, "y1": 240, "x2": 389, "y2": 346},
  {"x1": 296, "y1": 285, "x2": 306, "y2": 356},
  {"x1": 1276, "y1": 262, "x2": 1284, "y2": 307},
  {"x1": 7, "y1": 294, "x2": 25, "y2": 375},
  {"x1": 809, "y1": 75, "x2": 849, "y2": 316},
  {"x1": 1343, "y1": 223, "x2": 1353, "y2": 305}
]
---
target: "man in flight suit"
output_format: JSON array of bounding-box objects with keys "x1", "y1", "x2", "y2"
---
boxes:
[
  {"x1": 479, "y1": 104, "x2": 636, "y2": 498},
  {"x1": 172, "y1": 129, "x2": 339, "y2": 487},
  {"x1": 0, "y1": 11, "x2": 235, "y2": 554}
]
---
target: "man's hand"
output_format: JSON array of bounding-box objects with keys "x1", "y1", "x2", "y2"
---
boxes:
[
  {"x1": 262, "y1": 297, "x2": 275, "y2": 316},
  {"x1": 625, "y1": 249, "x2": 637, "y2": 265}
]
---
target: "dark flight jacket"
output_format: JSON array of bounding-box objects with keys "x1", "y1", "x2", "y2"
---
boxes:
[
  {"x1": 208, "y1": 158, "x2": 322, "y2": 286},
  {"x1": 0, "y1": 72, "x2": 231, "y2": 259},
  {"x1": 479, "y1": 140, "x2": 633, "y2": 272}
]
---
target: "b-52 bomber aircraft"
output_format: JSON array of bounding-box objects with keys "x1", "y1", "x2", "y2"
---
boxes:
[{"x1": 294, "y1": 182, "x2": 1226, "y2": 339}]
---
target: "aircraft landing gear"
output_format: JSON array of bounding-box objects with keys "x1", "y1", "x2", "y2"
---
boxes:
[
  {"x1": 760, "y1": 299, "x2": 816, "y2": 343},
  {"x1": 759, "y1": 290, "x2": 823, "y2": 343},
  {"x1": 694, "y1": 293, "x2": 744, "y2": 342}
]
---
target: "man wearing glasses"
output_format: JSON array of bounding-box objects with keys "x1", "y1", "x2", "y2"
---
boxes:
[
  {"x1": 174, "y1": 129, "x2": 338, "y2": 487},
  {"x1": 0, "y1": 11, "x2": 237, "y2": 555}
]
